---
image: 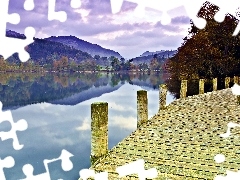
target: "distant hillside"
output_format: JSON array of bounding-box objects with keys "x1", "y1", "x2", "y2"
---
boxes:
[
  {"x1": 4, "y1": 30, "x2": 122, "y2": 65},
  {"x1": 45, "y1": 36, "x2": 123, "y2": 59},
  {"x1": 140, "y1": 50, "x2": 167, "y2": 57},
  {"x1": 7, "y1": 38, "x2": 94, "y2": 65},
  {"x1": 131, "y1": 50, "x2": 177, "y2": 65},
  {"x1": 6, "y1": 29, "x2": 26, "y2": 39}
]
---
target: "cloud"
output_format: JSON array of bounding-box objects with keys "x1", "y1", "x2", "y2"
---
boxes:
[
  {"x1": 171, "y1": 16, "x2": 191, "y2": 24},
  {"x1": 110, "y1": 115, "x2": 137, "y2": 129},
  {"x1": 76, "y1": 118, "x2": 91, "y2": 131},
  {"x1": 7, "y1": 0, "x2": 190, "y2": 59}
]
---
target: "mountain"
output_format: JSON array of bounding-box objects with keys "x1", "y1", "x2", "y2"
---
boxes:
[
  {"x1": 140, "y1": 50, "x2": 166, "y2": 57},
  {"x1": 4, "y1": 30, "x2": 123, "y2": 65},
  {"x1": 131, "y1": 50, "x2": 177, "y2": 65},
  {"x1": 7, "y1": 38, "x2": 94, "y2": 65},
  {"x1": 45, "y1": 36, "x2": 123, "y2": 59},
  {"x1": 6, "y1": 29, "x2": 26, "y2": 39}
]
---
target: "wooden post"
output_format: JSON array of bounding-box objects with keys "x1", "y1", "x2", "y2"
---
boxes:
[
  {"x1": 199, "y1": 79, "x2": 204, "y2": 94},
  {"x1": 213, "y1": 78, "x2": 217, "y2": 91},
  {"x1": 90, "y1": 102, "x2": 108, "y2": 165},
  {"x1": 225, "y1": 77, "x2": 230, "y2": 88},
  {"x1": 180, "y1": 80, "x2": 187, "y2": 98},
  {"x1": 234, "y1": 76, "x2": 239, "y2": 84},
  {"x1": 159, "y1": 84, "x2": 167, "y2": 111},
  {"x1": 137, "y1": 90, "x2": 148, "y2": 128}
]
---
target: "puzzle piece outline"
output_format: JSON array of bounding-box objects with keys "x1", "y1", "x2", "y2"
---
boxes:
[
  {"x1": 20, "y1": 149, "x2": 74, "y2": 180},
  {"x1": 79, "y1": 159, "x2": 158, "y2": 180},
  {"x1": 0, "y1": 0, "x2": 82, "y2": 62},
  {"x1": 0, "y1": 156, "x2": 15, "y2": 180},
  {"x1": 0, "y1": 101, "x2": 28, "y2": 150},
  {"x1": 110, "y1": 0, "x2": 240, "y2": 35}
]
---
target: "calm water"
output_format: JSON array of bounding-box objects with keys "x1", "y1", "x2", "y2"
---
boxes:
[{"x1": 0, "y1": 72, "x2": 175, "y2": 180}]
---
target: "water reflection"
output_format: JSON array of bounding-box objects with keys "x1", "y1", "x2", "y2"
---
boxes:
[{"x1": 0, "y1": 72, "x2": 175, "y2": 179}]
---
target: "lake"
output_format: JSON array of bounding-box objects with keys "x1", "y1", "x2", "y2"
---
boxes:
[{"x1": 0, "y1": 72, "x2": 175, "y2": 180}]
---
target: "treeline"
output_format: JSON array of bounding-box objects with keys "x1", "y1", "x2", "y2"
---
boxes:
[
  {"x1": 1, "y1": 54, "x2": 168, "y2": 73},
  {"x1": 166, "y1": 2, "x2": 240, "y2": 80}
]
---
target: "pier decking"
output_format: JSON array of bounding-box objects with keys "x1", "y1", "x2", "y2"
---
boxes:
[{"x1": 83, "y1": 82, "x2": 240, "y2": 179}]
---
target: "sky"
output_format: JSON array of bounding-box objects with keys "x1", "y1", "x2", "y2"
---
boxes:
[{"x1": 7, "y1": 0, "x2": 191, "y2": 59}]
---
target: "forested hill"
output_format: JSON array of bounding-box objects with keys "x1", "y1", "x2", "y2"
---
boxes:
[
  {"x1": 131, "y1": 50, "x2": 177, "y2": 65},
  {"x1": 45, "y1": 36, "x2": 122, "y2": 59},
  {"x1": 7, "y1": 38, "x2": 94, "y2": 65}
]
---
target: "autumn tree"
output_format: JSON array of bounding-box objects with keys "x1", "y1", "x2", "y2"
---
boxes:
[{"x1": 167, "y1": 2, "x2": 240, "y2": 79}]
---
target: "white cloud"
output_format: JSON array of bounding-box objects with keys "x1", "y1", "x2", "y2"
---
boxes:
[
  {"x1": 73, "y1": 9, "x2": 90, "y2": 23},
  {"x1": 76, "y1": 118, "x2": 91, "y2": 131},
  {"x1": 110, "y1": 115, "x2": 137, "y2": 129}
]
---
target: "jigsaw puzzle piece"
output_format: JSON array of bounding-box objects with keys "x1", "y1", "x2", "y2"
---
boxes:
[
  {"x1": 48, "y1": 0, "x2": 67, "y2": 22},
  {"x1": 79, "y1": 169, "x2": 108, "y2": 180},
  {"x1": 70, "y1": 0, "x2": 82, "y2": 8},
  {"x1": 110, "y1": 0, "x2": 124, "y2": 14},
  {"x1": 24, "y1": 0, "x2": 35, "y2": 11},
  {"x1": 0, "y1": 0, "x2": 20, "y2": 37},
  {"x1": 0, "y1": 156, "x2": 15, "y2": 180},
  {"x1": 21, "y1": 164, "x2": 50, "y2": 180},
  {"x1": 44, "y1": 149, "x2": 74, "y2": 171},
  {"x1": 0, "y1": 118, "x2": 28, "y2": 150},
  {"x1": 208, "y1": 0, "x2": 240, "y2": 36},
  {"x1": 208, "y1": 0, "x2": 240, "y2": 22},
  {"x1": 21, "y1": 149, "x2": 74, "y2": 180},
  {"x1": 0, "y1": 102, "x2": 28, "y2": 150},
  {"x1": 110, "y1": 0, "x2": 186, "y2": 25},
  {"x1": 183, "y1": 0, "x2": 208, "y2": 29},
  {"x1": 0, "y1": 26, "x2": 35, "y2": 62},
  {"x1": 116, "y1": 159, "x2": 158, "y2": 180},
  {"x1": 143, "y1": 0, "x2": 185, "y2": 25}
]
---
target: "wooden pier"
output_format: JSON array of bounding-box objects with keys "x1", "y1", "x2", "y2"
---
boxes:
[{"x1": 81, "y1": 76, "x2": 240, "y2": 179}]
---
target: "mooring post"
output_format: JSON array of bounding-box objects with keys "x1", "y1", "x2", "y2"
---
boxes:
[
  {"x1": 225, "y1": 77, "x2": 230, "y2": 88},
  {"x1": 199, "y1": 79, "x2": 204, "y2": 94},
  {"x1": 234, "y1": 76, "x2": 239, "y2": 84},
  {"x1": 159, "y1": 84, "x2": 167, "y2": 111},
  {"x1": 90, "y1": 102, "x2": 108, "y2": 165},
  {"x1": 213, "y1": 78, "x2": 217, "y2": 91},
  {"x1": 137, "y1": 90, "x2": 148, "y2": 128},
  {"x1": 180, "y1": 80, "x2": 187, "y2": 98}
]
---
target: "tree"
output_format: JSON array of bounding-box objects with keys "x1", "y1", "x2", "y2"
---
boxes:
[
  {"x1": 167, "y1": 1, "x2": 240, "y2": 79},
  {"x1": 110, "y1": 56, "x2": 121, "y2": 71}
]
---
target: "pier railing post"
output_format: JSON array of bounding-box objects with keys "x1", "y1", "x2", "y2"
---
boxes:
[
  {"x1": 234, "y1": 76, "x2": 239, "y2": 84},
  {"x1": 90, "y1": 102, "x2": 108, "y2": 165},
  {"x1": 180, "y1": 80, "x2": 187, "y2": 98},
  {"x1": 199, "y1": 79, "x2": 204, "y2": 94},
  {"x1": 213, "y1": 78, "x2": 217, "y2": 91},
  {"x1": 159, "y1": 84, "x2": 167, "y2": 111},
  {"x1": 137, "y1": 90, "x2": 148, "y2": 128},
  {"x1": 225, "y1": 77, "x2": 230, "y2": 88}
]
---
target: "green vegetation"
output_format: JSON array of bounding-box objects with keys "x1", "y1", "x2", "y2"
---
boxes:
[{"x1": 1, "y1": 53, "x2": 167, "y2": 73}]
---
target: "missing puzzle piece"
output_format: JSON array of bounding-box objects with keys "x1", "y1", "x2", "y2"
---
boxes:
[
  {"x1": 0, "y1": 156, "x2": 15, "y2": 180},
  {"x1": 0, "y1": 0, "x2": 36, "y2": 62},
  {"x1": 20, "y1": 149, "x2": 74, "y2": 180},
  {"x1": 0, "y1": 101, "x2": 28, "y2": 150},
  {"x1": 110, "y1": 0, "x2": 207, "y2": 27}
]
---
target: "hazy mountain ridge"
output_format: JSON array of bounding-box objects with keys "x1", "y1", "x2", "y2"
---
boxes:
[
  {"x1": 131, "y1": 50, "x2": 177, "y2": 65},
  {"x1": 7, "y1": 38, "x2": 94, "y2": 65},
  {"x1": 4, "y1": 29, "x2": 176, "y2": 66},
  {"x1": 45, "y1": 36, "x2": 123, "y2": 59},
  {"x1": 6, "y1": 29, "x2": 26, "y2": 39}
]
